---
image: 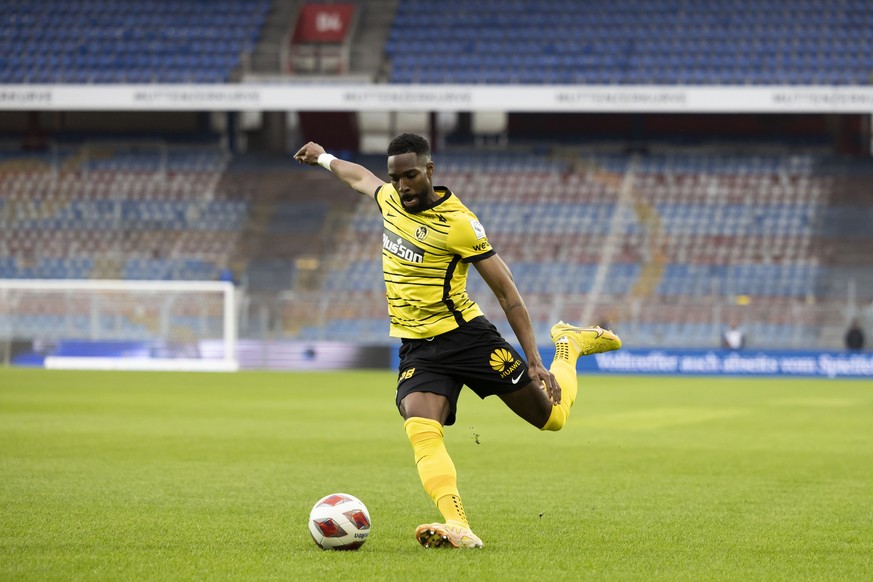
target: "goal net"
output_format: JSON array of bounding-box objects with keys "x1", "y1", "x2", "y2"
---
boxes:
[{"x1": 0, "y1": 279, "x2": 238, "y2": 372}]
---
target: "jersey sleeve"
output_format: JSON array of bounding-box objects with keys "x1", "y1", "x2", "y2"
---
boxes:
[
  {"x1": 374, "y1": 184, "x2": 388, "y2": 213},
  {"x1": 446, "y1": 212, "x2": 495, "y2": 263}
]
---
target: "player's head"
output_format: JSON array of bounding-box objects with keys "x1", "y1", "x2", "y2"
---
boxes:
[
  {"x1": 387, "y1": 133, "x2": 435, "y2": 213},
  {"x1": 388, "y1": 133, "x2": 430, "y2": 159}
]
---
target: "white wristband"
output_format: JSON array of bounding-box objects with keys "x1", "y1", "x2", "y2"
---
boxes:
[{"x1": 317, "y1": 153, "x2": 337, "y2": 171}]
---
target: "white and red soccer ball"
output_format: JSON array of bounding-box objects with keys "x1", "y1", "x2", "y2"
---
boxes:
[{"x1": 308, "y1": 493, "x2": 371, "y2": 550}]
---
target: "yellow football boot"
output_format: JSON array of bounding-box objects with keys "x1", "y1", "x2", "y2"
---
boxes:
[
  {"x1": 415, "y1": 522, "x2": 484, "y2": 549},
  {"x1": 550, "y1": 321, "x2": 622, "y2": 359}
]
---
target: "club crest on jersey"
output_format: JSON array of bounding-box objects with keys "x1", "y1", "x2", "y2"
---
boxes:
[
  {"x1": 470, "y1": 219, "x2": 487, "y2": 240},
  {"x1": 383, "y1": 227, "x2": 425, "y2": 263},
  {"x1": 415, "y1": 226, "x2": 428, "y2": 241}
]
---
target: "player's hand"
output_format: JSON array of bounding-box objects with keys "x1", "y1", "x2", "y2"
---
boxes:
[
  {"x1": 294, "y1": 141, "x2": 325, "y2": 165},
  {"x1": 528, "y1": 361, "x2": 561, "y2": 404}
]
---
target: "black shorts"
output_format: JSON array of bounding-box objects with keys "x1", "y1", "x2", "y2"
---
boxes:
[{"x1": 395, "y1": 316, "x2": 531, "y2": 426}]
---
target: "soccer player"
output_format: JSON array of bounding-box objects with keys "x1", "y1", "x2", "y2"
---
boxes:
[{"x1": 294, "y1": 134, "x2": 621, "y2": 549}]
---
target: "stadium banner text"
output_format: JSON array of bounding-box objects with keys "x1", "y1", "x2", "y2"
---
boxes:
[
  {"x1": 575, "y1": 348, "x2": 873, "y2": 378},
  {"x1": 2, "y1": 85, "x2": 873, "y2": 113},
  {"x1": 384, "y1": 347, "x2": 873, "y2": 378}
]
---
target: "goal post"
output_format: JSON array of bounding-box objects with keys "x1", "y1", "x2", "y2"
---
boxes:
[{"x1": 0, "y1": 279, "x2": 238, "y2": 372}]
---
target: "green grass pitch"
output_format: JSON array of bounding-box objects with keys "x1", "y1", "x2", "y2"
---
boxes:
[{"x1": 1, "y1": 368, "x2": 872, "y2": 581}]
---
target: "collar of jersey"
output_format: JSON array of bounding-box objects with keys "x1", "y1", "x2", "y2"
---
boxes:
[{"x1": 408, "y1": 186, "x2": 452, "y2": 213}]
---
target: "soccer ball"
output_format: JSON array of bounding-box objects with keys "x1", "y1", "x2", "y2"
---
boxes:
[{"x1": 308, "y1": 493, "x2": 371, "y2": 550}]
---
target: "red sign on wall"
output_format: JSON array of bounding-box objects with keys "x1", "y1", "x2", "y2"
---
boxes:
[{"x1": 292, "y1": 4, "x2": 356, "y2": 43}]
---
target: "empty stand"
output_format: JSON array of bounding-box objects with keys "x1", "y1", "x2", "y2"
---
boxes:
[
  {"x1": 386, "y1": 0, "x2": 873, "y2": 85},
  {"x1": 0, "y1": 0, "x2": 271, "y2": 83},
  {"x1": 0, "y1": 143, "x2": 239, "y2": 281},
  {"x1": 4, "y1": 142, "x2": 872, "y2": 349}
]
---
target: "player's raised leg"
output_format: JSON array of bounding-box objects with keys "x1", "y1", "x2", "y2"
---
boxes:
[{"x1": 541, "y1": 323, "x2": 621, "y2": 431}]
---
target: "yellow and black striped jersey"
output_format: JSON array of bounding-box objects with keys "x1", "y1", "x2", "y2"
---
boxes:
[{"x1": 374, "y1": 183, "x2": 495, "y2": 339}]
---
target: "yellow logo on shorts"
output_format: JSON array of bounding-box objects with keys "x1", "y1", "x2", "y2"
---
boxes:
[{"x1": 489, "y1": 349, "x2": 521, "y2": 378}]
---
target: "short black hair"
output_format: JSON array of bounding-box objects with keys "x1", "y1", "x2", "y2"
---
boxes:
[{"x1": 387, "y1": 133, "x2": 430, "y2": 159}]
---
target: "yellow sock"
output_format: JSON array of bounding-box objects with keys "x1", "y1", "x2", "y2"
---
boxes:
[
  {"x1": 404, "y1": 417, "x2": 469, "y2": 527},
  {"x1": 542, "y1": 345, "x2": 580, "y2": 431}
]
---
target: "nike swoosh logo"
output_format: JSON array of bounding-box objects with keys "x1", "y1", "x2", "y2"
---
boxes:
[
  {"x1": 387, "y1": 211, "x2": 396, "y2": 217},
  {"x1": 511, "y1": 371, "x2": 524, "y2": 384}
]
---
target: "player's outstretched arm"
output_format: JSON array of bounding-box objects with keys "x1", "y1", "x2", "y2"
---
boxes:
[
  {"x1": 474, "y1": 254, "x2": 561, "y2": 403},
  {"x1": 294, "y1": 141, "x2": 384, "y2": 198}
]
